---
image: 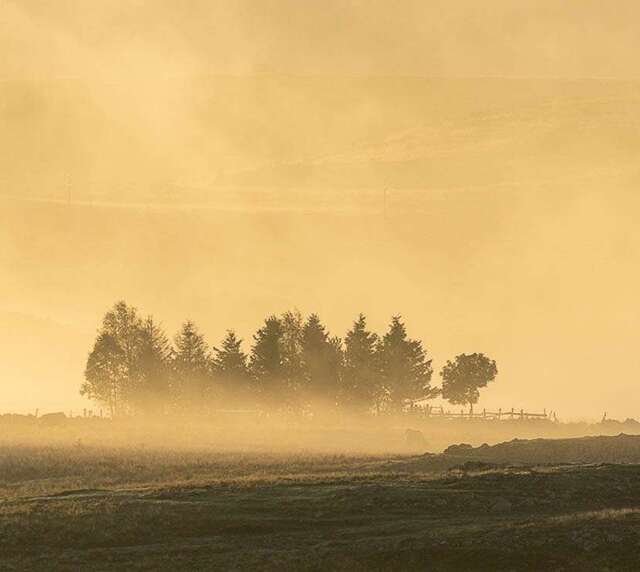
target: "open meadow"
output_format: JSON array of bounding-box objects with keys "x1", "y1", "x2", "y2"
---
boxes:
[
  {"x1": 3, "y1": 2, "x2": 640, "y2": 570},
  {"x1": 3, "y1": 418, "x2": 640, "y2": 570}
]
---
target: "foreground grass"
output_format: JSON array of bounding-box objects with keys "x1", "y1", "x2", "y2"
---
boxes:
[
  {"x1": 0, "y1": 445, "x2": 397, "y2": 500},
  {"x1": 2, "y1": 446, "x2": 640, "y2": 570}
]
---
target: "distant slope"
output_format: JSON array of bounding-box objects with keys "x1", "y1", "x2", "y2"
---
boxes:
[{"x1": 400, "y1": 433, "x2": 640, "y2": 472}]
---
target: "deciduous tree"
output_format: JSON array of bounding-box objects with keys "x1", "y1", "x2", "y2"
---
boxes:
[
  {"x1": 82, "y1": 332, "x2": 126, "y2": 417},
  {"x1": 441, "y1": 353, "x2": 498, "y2": 410}
]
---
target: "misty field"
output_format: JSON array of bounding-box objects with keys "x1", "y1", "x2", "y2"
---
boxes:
[{"x1": 3, "y1": 433, "x2": 640, "y2": 570}]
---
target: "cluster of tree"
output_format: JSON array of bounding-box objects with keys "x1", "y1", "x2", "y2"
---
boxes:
[{"x1": 82, "y1": 301, "x2": 497, "y2": 417}]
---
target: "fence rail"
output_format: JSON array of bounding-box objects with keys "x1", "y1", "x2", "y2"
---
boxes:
[
  {"x1": 409, "y1": 405, "x2": 557, "y2": 421},
  {"x1": 8, "y1": 406, "x2": 558, "y2": 422}
]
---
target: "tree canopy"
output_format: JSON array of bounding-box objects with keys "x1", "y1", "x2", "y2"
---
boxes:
[
  {"x1": 82, "y1": 301, "x2": 497, "y2": 416},
  {"x1": 377, "y1": 316, "x2": 435, "y2": 410},
  {"x1": 441, "y1": 353, "x2": 498, "y2": 408},
  {"x1": 341, "y1": 314, "x2": 380, "y2": 410}
]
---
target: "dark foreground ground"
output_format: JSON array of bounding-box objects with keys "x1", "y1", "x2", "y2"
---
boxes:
[{"x1": 3, "y1": 437, "x2": 640, "y2": 570}]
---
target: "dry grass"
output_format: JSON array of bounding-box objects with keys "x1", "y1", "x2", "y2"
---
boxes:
[
  {"x1": 4, "y1": 430, "x2": 640, "y2": 569},
  {"x1": 2, "y1": 442, "x2": 640, "y2": 570}
]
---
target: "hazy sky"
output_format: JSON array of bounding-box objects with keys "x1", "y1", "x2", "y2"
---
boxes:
[
  {"x1": 3, "y1": 1, "x2": 640, "y2": 80},
  {"x1": 1, "y1": 1, "x2": 640, "y2": 418}
]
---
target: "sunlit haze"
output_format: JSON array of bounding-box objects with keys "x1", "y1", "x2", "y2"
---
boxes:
[{"x1": 2, "y1": 1, "x2": 640, "y2": 419}]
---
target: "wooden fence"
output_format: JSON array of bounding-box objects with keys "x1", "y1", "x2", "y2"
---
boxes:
[
  {"x1": 24, "y1": 406, "x2": 557, "y2": 422},
  {"x1": 407, "y1": 404, "x2": 558, "y2": 421}
]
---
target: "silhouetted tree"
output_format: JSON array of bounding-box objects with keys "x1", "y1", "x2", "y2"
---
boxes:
[
  {"x1": 279, "y1": 309, "x2": 305, "y2": 406},
  {"x1": 377, "y1": 316, "x2": 434, "y2": 411},
  {"x1": 441, "y1": 353, "x2": 498, "y2": 411},
  {"x1": 212, "y1": 330, "x2": 251, "y2": 407},
  {"x1": 83, "y1": 302, "x2": 448, "y2": 418},
  {"x1": 82, "y1": 301, "x2": 145, "y2": 415},
  {"x1": 340, "y1": 314, "x2": 380, "y2": 413},
  {"x1": 250, "y1": 315, "x2": 284, "y2": 406},
  {"x1": 301, "y1": 314, "x2": 343, "y2": 409},
  {"x1": 102, "y1": 301, "x2": 144, "y2": 379},
  {"x1": 82, "y1": 332, "x2": 126, "y2": 417},
  {"x1": 172, "y1": 321, "x2": 211, "y2": 411},
  {"x1": 132, "y1": 317, "x2": 172, "y2": 414}
]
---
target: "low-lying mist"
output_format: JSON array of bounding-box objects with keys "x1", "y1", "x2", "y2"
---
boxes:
[{"x1": 2, "y1": 409, "x2": 636, "y2": 458}]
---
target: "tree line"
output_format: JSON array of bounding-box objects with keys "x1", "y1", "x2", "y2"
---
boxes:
[{"x1": 82, "y1": 301, "x2": 497, "y2": 417}]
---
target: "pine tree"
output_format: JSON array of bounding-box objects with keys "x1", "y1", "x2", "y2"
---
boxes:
[
  {"x1": 249, "y1": 315, "x2": 284, "y2": 407},
  {"x1": 132, "y1": 316, "x2": 172, "y2": 414},
  {"x1": 301, "y1": 314, "x2": 342, "y2": 409},
  {"x1": 377, "y1": 316, "x2": 434, "y2": 411},
  {"x1": 213, "y1": 330, "x2": 251, "y2": 407},
  {"x1": 172, "y1": 320, "x2": 211, "y2": 411},
  {"x1": 341, "y1": 314, "x2": 380, "y2": 413}
]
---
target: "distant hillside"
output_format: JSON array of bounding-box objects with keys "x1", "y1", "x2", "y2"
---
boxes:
[{"x1": 398, "y1": 433, "x2": 640, "y2": 472}]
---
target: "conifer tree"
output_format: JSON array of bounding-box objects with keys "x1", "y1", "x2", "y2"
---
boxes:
[
  {"x1": 376, "y1": 316, "x2": 434, "y2": 411},
  {"x1": 213, "y1": 330, "x2": 251, "y2": 406},
  {"x1": 301, "y1": 314, "x2": 343, "y2": 408},
  {"x1": 172, "y1": 320, "x2": 211, "y2": 410},
  {"x1": 249, "y1": 315, "x2": 285, "y2": 406},
  {"x1": 133, "y1": 316, "x2": 172, "y2": 414},
  {"x1": 341, "y1": 314, "x2": 380, "y2": 412}
]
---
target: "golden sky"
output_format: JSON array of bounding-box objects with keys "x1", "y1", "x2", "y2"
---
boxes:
[{"x1": 1, "y1": 1, "x2": 639, "y2": 418}]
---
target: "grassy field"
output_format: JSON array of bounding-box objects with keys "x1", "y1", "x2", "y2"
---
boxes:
[{"x1": 2, "y1": 439, "x2": 640, "y2": 570}]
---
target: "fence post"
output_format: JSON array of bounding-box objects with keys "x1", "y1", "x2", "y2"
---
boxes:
[
  {"x1": 498, "y1": 408, "x2": 502, "y2": 420},
  {"x1": 520, "y1": 408, "x2": 524, "y2": 420}
]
